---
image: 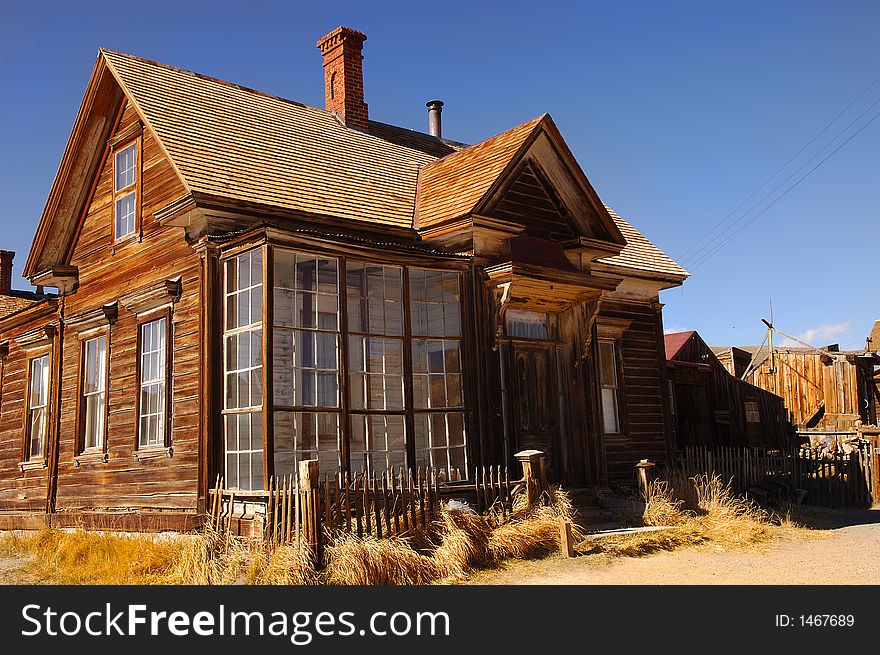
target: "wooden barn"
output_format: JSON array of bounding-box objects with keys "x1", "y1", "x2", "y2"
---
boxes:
[
  {"x1": 722, "y1": 341, "x2": 880, "y2": 431},
  {"x1": 0, "y1": 27, "x2": 688, "y2": 529},
  {"x1": 665, "y1": 331, "x2": 791, "y2": 449}
]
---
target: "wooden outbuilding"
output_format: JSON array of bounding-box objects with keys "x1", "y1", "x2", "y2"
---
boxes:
[
  {"x1": 721, "y1": 341, "x2": 880, "y2": 431},
  {"x1": 0, "y1": 27, "x2": 688, "y2": 529},
  {"x1": 666, "y1": 331, "x2": 791, "y2": 449}
]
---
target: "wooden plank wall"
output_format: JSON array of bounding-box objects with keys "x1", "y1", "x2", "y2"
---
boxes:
[
  {"x1": 54, "y1": 101, "x2": 201, "y2": 512},
  {"x1": 0, "y1": 312, "x2": 56, "y2": 512},
  {"x1": 746, "y1": 350, "x2": 862, "y2": 429},
  {"x1": 669, "y1": 333, "x2": 790, "y2": 450},
  {"x1": 599, "y1": 299, "x2": 670, "y2": 479}
]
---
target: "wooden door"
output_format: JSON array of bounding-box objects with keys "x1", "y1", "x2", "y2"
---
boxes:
[{"x1": 508, "y1": 342, "x2": 561, "y2": 480}]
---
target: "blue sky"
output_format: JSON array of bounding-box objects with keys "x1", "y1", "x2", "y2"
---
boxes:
[{"x1": 1, "y1": 0, "x2": 878, "y2": 348}]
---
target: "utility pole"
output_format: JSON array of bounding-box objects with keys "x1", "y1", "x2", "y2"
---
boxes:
[{"x1": 762, "y1": 299, "x2": 776, "y2": 376}]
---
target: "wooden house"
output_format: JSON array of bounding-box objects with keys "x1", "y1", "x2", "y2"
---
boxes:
[
  {"x1": 0, "y1": 27, "x2": 687, "y2": 529},
  {"x1": 665, "y1": 331, "x2": 791, "y2": 449}
]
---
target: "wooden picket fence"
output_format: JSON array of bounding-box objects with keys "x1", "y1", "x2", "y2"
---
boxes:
[
  {"x1": 794, "y1": 443, "x2": 875, "y2": 508},
  {"x1": 675, "y1": 443, "x2": 876, "y2": 508},
  {"x1": 208, "y1": 463, "x2": 519, "y2": 562},
  {"x1": 677, "y1": 446, "x2": 791, "y2": 494}
]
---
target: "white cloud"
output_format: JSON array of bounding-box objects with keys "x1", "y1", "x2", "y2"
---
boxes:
[
  {"x1": 781, "y1": 321, "x2": 850, "y2": 347},
  {"x1": 664, "y1": 327, "x2": 691, "y2": 335}
]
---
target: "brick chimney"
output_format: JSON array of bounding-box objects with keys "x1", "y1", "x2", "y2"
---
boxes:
[
  {"x1": 317, "y1": 26, "x2": 369, "y2": 130},
  {"x1": 0, "y1": 250, "x2": 14, "y2": 295}
]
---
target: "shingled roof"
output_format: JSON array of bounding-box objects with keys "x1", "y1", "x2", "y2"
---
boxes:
[
  {"x1": 414, "y1": 115, "x2": 546, "y2": 228},
  {"x1": 103, "y1": 49, "x2": 460, "y2": 229},
  {"x1": 33, "y1": 49, "x2": 685, "y2": 283},
  {"x1": 597, "y1": 206, "x2": 688, "y2": 280},
  {"x1": 0, "y1": 292, "x2": 47, "y2": 320}
]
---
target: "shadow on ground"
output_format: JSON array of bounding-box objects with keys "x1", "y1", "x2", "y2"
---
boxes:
[{"x1": 791, "y1": 505, "x2": 880, "y2": 530}]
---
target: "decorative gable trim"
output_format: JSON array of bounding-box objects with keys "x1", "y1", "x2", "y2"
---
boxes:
[{"x1": 478, "y1": 130, "x2": 623, "y2": 248}]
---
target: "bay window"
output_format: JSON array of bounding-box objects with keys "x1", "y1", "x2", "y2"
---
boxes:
[
  {"x1": 223, "y1": 245, "x2": 469, "y2": 490},
  {"x1": 224, "y1": 249, "x2": 265, "y2": 490}
]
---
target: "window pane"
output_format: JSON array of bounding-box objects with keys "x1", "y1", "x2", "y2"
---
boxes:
[
  {"x1": 506, "y1": 309, "x2": 551, "y2": 339},
  {"x1": 599, "y1": 341, "x2": 617, "y2": 387},
  {"x1": 412, "y1": 340, "x2": 462, "y2": 409},
  {"x1": 224, "y1": 412, "x2": 264, "y2": 490},
  {"x1": 115, "y1": 192, "x2": 136, "y2": 239},
  {"x1": 414, "y1": 411, "x2": 467, "y2": 480},
  {"x1": 114, "y1": 143, "x2": 136, "y2": 191},
  {"x1": 409, "y1": 268, "x2": 460, "y2": 338},
  {"x1": 273, "y1": 411, "x2": 340, "y2": 478},
  {"x1": 350, "y1": 414, "x2": 406, "y2": 476},
  {"x1": 139, "y1": 319, "x2": 168, "y2": 447},
  {"x1": 601, "y1": 388, "x2": 619, "y2": 434}
]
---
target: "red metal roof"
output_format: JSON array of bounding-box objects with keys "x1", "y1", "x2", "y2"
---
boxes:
[{"x1": 664, "y1": 331, "x2": 696, "y2": 360}]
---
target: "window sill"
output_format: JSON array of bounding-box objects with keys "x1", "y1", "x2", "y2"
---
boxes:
[
  {"x1": 19, "y1": 459, "x2": 48, "y2": 472},
  {"x1": 111, "y1": 232, "x2": 142, "y2": 251},
  {"x1": 74, "y1": 450, "x2": 108, "y2": 466},
  {"x1": 135, "y1": 446, "x2": 173, "y2": 461},
  {"x1": 603, "y1": 434, "x2": 629, "y2": 442}
]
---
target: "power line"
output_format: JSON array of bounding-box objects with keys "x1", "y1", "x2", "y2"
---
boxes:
[
  {"x1": 677, "y1": 74, "x2": 880, "y2": 265},
  {"x1": 686, "y1": 105, "x2": 880, "y2": 271},
  {"x1": 682, "y1": 92, "x2": 880, "y2": 268}
]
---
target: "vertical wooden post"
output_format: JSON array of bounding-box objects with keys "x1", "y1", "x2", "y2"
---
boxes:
[
  {"x1": 515, "y1": 449, "x2": 548, "y2": 507},
  {"x1": 559, "y1": 519, "x2": 575, "y2": 558},
  {"x1": 636, "y1": 459, "x2": 656, "y2": 501},
  {"x1": 299, "y1": 459, "x2": 321, "y2": 565}
]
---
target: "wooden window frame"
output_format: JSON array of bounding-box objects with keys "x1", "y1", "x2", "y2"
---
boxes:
[
  {"x1": 222, "y1": 247, "x2": 266, "y2": 490},
  {"x1": 256, "y1": 244, "x2": 470, "y2": 488},
  {"x1": 111, "y1": 134, "x2": 143, "y2": 244},
  {"x1": 598, "y1": 338, "x2": 624, "y2": 438},
  {"x1": 0, "y1": 342, "x2": 7, "y2": 413},
  {"x1": 75, "y1": 329, "x2": 111, "y2": 460},
  {"x1": 134, "y1": 308, "x2": 173, "y2": 456},
  {"x1": 21, "y1": 349, "x2": 51, "y2": 467}
]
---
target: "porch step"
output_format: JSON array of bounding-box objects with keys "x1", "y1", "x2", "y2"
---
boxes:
[
  {"x1": 565, "y1": 487, "x2": 602, "y2": 507},
  {"x1": 564, "y1": 487, "x2": 619, "y2": 525},
  {"x1": 574, "y1": 507, "x2": 619, "y2": 525}
]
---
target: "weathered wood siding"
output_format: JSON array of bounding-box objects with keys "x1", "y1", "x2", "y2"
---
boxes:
[
  {"x1": 746, "y1": 350, "x2": 863, "y2": 429},
  {"x1": 54, "y1": 101, "x2": 201, "y2": 511},
  {"x1": 598, "y1": 299, "x2": 671, "y2": 479},
  {"x1": 668, "y1": 333, "x2": 790, "y2": 450},
  {"x1": 0, "y1": 309, "x2": 58, "y2": 512}
]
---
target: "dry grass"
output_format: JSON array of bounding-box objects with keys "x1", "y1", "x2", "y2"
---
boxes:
[
  {"x1": 578, "y1": 525, "x2": 706, "y2": 557},
  {"x1": 488, "y1": 488, "x2": 582, "y2": 561},
  {"x1": 581, "y1": 472, "x2": 799, "y2": 558},
  {"x1": 8, "y1": 528, "x2": 181, "y2": 584},
  {"x1": 432, "y1": 506, "x2": 494, "y2": 580},
  {"x1": 324, "y1": 533, "x2": 436, "y2": 585},
  {"x1": 168, "y1": 528, "x2": 317, "y2": 585},
  {"x1": 642, "y1": 480, "x2": 688, "y2": 527},
  {"x1": 1, "y1": 477, "x2": 802, "y2": 585}
]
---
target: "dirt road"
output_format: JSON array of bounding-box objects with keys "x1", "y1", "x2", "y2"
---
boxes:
[{"x1": 469, "y1": 507, "x2": 880, "y2": 585}]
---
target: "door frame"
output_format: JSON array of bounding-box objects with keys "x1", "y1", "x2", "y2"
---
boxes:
[{"x1": 500, "y1": 336, "x2": 565, "y2": 481}]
